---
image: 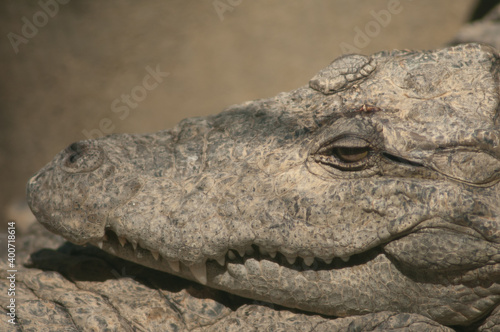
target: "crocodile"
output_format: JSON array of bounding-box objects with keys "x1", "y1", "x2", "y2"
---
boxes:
[{"x1": 15, "y1": 42, "x2": 500, "y2": 331}]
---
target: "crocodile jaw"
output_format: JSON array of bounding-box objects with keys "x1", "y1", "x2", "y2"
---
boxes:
[{"x1": 93, "y1": 228, "x2": 500, "y2": 326}]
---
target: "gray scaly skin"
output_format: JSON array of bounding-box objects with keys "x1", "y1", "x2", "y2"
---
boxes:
[{"x1": 23, "y1": 43, "x2": 500, "y2": 330}]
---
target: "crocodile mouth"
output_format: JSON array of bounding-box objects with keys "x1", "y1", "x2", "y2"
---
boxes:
[{"x1": 95, "y1": 229, "x2": 379, "y2": 285}]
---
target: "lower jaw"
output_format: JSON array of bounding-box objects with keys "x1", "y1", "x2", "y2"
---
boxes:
[
  {"x1": 210, "y1": 250, "x2": 391, "y2": 317},
  {"x1": 95, "y1": 237, "x2": 495, "y2": 326}
]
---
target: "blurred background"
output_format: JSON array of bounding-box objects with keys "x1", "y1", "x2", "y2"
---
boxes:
[{"x1": 0, "y1": 0, "x2": 495, "y2": 233}]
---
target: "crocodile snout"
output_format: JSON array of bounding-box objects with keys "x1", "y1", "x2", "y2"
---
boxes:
[{"x1": 26, "y1": 139, "x2": 113, "y2": 244}]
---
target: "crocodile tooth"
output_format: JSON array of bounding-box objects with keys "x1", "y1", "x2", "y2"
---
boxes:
[
  {"x1": 237, "y1": 248, "x2": 246, "y2": 257},
  {"x1": 167, "y1": 260, "x2": 180, "y2": 272},
  {"x1": 189, "y1": 263, "x2": 207, "y2": 285},
  {"x1": 340, "y1": 256, "x2": 351, "y2": 262},
  {"x1": 227, "y1": 250, "x2": 237, "y2": 260},
  {"x1": 324, "y1": 258, "x2": 333, "y2": 264},
  {"x1": 285, "y1": 255, "x2": 297, "y2": 265},
  {"x1": 303, "y1": 257, "x2": 315, "y2": 266},
  {"x1": 118, "y1": 236, "x2": 127, "y2": 247},
  {"x1": 151, "y1": 251, "x2": 160, "y2": 260},
  {"x1": 269, "y1": 251, "x2": 277, "y2": 258},
  {"x1": 96, "y1": 241, "x2": 103, "y2": 249},
  {"x1": 245, "y1": 247, "x2": 255, "y2": 256},
  {"x1": 259, "y1": 247, "x2": 268, "y2": 255},
  {"x1": 131, "y1": 241, "x2": 138, "y2": 250},
  {"x1": 215, "y1": 255, "x2": 225, "y2": 266}
]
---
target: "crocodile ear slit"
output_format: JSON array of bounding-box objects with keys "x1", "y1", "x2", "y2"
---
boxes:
[{"x1": 309, "y1": 54, "x2": 376, "y2": 95}]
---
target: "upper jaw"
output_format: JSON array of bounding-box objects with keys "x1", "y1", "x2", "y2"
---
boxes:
[
  {"x1": 89, "y1": 209, "x2": 500, "y2": 287},
  {"x1": 91, "y1": 226, "x2": 382, "y2": 286}
]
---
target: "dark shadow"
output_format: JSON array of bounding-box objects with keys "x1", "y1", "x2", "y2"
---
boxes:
[
  {"x1": 468, "y1": 0, "x2": 500, "y2": 21},
  {"x1": 27, "y1": 242, "x2": 251, "y2": 311}
]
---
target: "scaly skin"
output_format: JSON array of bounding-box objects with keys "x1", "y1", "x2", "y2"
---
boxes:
[{"x1": 26, "y1": 43, "x2": 500, "y2": 329}]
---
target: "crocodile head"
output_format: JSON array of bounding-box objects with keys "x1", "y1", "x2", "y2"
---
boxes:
[{"x1": 27, "y1": 43, "x2": 500, "y2": 327}]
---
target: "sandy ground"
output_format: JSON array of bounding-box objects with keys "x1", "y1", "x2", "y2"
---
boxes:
[{"x1": 0, "y1": 0, "x2": 478, "y2": 233}]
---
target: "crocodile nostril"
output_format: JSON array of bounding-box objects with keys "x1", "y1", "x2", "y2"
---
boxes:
[
  {"x1": 69, "y1": 142, "x2": 80, "y2": 151},
  {"x1": 68, "y1": 153, "x2": 79, "y2": 164},
  {"x1": 61, "y1": 141, "x2": 105, "y2": 173}
]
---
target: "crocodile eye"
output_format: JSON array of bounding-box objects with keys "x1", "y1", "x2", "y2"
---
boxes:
[{"x1": 314, "y1": 136, "x2": 375, "y2": 171}]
